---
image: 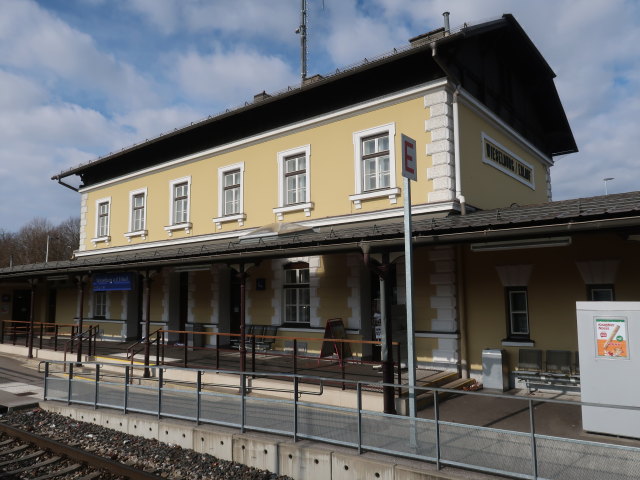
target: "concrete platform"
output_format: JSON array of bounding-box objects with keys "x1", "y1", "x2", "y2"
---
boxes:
[{"x1": 0, "y1": 389, "x2": 40, "y2": 413}]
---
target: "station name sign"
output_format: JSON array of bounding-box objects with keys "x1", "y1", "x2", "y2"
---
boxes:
[
  {"x1": 482, "y1": 134, "x2": 534, "y2": 188},
  {"x1": 93, "y1": 272, "x2": 134, "y2": 291}
]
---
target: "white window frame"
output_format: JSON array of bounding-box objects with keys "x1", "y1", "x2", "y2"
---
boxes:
[
  {"x1": 164, "y1": 177, "x2": 192, "y2": 235},
  {"x1": 283, "y1": 264, "x2": 311, "y2": 325},
  {"x1": 125, "y1": 187, "x2": 148, "y2": 241},
  {"x1": 93, "y1": 290, "x2": 108, "y2": 319},
  {"x1": 349, "y1": 123, "x2": 400, "y2": 209},
  {"x1": 273, "y1": 145, "x2": 313, "y2": 220},
  {"x1": 92, "y1": 197, "x2": 111, "y2": 245},
  {"x1": 213, "y1": 163, "x2": 246, "y2": 229}
]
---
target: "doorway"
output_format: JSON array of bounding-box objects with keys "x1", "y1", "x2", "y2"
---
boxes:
[{"x1": 12, "y1": 290, "x2": 31, "y2": 322}]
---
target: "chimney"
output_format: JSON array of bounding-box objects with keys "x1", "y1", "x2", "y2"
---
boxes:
[
  {"x1": 443, "y1": 12, "x2": 450, "y2": 34},
  {"x1": 253, "y1": 91, "x2": 271, "y2": 102}
]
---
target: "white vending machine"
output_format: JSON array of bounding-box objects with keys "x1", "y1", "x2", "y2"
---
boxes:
[{"x1": 576, "y1": 302, "x2": 640, "y2": 438}]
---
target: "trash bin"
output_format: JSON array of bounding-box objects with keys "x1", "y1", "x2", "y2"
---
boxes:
[{"x1": 482, "y1": 349, "x2": 509, "y2": 391}]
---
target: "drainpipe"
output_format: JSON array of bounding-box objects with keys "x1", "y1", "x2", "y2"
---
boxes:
[{"x1": 456, "y1": 245, "x2": 469, "y2": 378}]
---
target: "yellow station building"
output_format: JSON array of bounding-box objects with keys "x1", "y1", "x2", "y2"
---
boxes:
[{"x1": 1, "y1": 14, "x2": 638, "y2": 388}]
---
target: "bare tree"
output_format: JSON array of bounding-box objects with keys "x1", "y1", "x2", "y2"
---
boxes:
[{"x1": 1, "y1": 216, "x2": 81, "y2": 266}]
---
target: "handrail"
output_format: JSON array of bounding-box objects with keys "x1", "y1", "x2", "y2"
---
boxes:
[
  {"x1": 126, "y1": 329, "x2": 163, "y2": 366},
  {"x1": 62, "y1": 325, "x2": 98, "y2": 367}
]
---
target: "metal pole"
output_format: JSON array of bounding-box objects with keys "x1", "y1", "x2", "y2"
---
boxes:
[
  {"x1": 293, "y1": 339, "x2": 298, "y2": 375},
  {"x1": 403, "y1": 176, "x2": 417, "y2": 418},
  {"x1": 434, "y1": 390, "x2": 441, "y2": 470},
  {"x1": 76, "y1": 277, "x2": 85, "y2": 364},
  {"x1": 123, "y1": 366, "x2": 129, "y2": 414},
  {"x1": 183, "y1": 332, "x2": 188, "y2": 368},
  {"x1": 27, "y1": 280, "x2": 36, "y2": 359},
  {"x1": 143, "y1": 272, "x2": 152, "y2": 378},
  {"x1": 357, "y1": 382, "x2": 363, "y2": 454},
  {"x1": 529, "y1": 399, "x2": 538, "y2": 479},
  {"x1": 293, "y1": 376, "x2": 299, "y2": 442},
  {"x1": 298, "y1": 0, "x2": 308, "y2": 81},
  {"x1": 94, "y1": 364, "x2": 100, "y2": 409},
  {"x1": 239, "y1": 264, "x2": 247, "y2": 373},
  {"x1": 196, "y1": 370, "x2": 202, "y2": 426},
  {"x1": 240, "y1": 373, "x2": 246, "y2": 433},
  {"x1": 216, "y1": 334, "x2": 220, "y2": 370},
  {"x1": 43, "y1": 362, "x2": 49, "y2": 400},
  {"x1": 67, "y1": 363, "x2": 73, "y2": 405},
  {"x1": 158, "y1": 367, "x2": 163, "y2": 419}
]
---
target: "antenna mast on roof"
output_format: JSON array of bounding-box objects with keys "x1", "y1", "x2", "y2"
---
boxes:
[{"x1": 295, "y1": 0, "x2": 308, "y2": 81}]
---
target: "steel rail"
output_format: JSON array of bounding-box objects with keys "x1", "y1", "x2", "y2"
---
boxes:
[{"x1": 0, "y1": 421, "x2": 165, "y2": 480}]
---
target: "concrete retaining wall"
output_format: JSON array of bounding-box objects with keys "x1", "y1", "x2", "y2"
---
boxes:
[{"x1": 40, "y1": 402, "x2": 469, "y2": 480}]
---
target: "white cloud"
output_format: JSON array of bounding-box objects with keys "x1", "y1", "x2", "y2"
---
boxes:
[
  {"x1": 127, "y1": 0, "x2": 298, "y2": 42},
  {"x1": 0, "y1": 0, "x2": 157, "y2": 111},
  {"x1": 173, "y1": 47, "x2": 298, "y2": 104}
]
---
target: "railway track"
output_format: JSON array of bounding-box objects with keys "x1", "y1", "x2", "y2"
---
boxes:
[{"x1": 0, "y1": 421, "x2": 163, "y2": 480}]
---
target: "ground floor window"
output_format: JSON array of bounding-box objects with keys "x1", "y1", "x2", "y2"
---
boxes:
[
  {"x1": 588, "y1": 284, "x2": 615, "y2": 301},
  {"x1": 93, "y1": 291, "x2": 107, "y2": 319},
  {"x1": 506, "y1": 287, "x2": 529, "y2": 338},
  {"x1": 283, "y1": 263, "x2": 310, "y2": 325}
]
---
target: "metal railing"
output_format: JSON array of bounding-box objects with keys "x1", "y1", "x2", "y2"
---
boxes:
[
  {"x1": 43, "y1": 361, "x2": 640, "y2": 480},
  {"x1": 1, "y1": 320, "x2": 77, "y2": 351}
]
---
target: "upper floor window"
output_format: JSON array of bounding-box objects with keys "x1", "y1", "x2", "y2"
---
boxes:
[
  {"x1": 362, "y1": 134, "x2": 390, "y2": 191},
  {"x1": 97, "y1": 201, "x2": 110, "y2": 237},
  {"x1": 131, "y1": 193, "x2": 145, "y2": 231},
  {"x1": 92, "y1": 197, "x2": 111, "y2": 245},
  {"x1": 284, "y1": 263, "x2": 310, "y2": 325},
  {"x1": 173, "y1": 182, "x2": 189, "y2": 224},
  {"x1": 506, "y1": 287, "x2": 529, "y2": 338},
  {"x1": 349, "y1": 123, "x2": 399, "y2": 209},
  {"x1": 165, "y1": 177, "x2": 191, "y2": 235},
  {"x1": 274, "y1": 145, "x2": 312, "y2": 220},
  {"x1": 285, "y1": 154, "x2": 307, "y2": 205},
  {"x1": 588, "y1": 284, "x2": 615, "y2": 301},
  {"x1": 213, "y1": 163, "x2": 245, "y2": 229},
  {"x1": 223, "y1": 169, "x2": 241, "y2": 215}
]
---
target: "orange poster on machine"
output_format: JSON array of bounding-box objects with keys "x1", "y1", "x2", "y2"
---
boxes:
[{"x1": 595, "y1": 317, "x2": 629, "y2": 358}]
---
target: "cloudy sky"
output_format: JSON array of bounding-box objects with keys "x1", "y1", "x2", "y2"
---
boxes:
[{"x1": 1, "y1": 0, "x2": 638, "y2": 232}]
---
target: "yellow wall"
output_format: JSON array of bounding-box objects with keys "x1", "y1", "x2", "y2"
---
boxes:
[
  {"x1": 317, "y1": 255, "x2": 351, "y2": 322},
  {"x1": 463, "y1": 233, "x2": 640, "y2": 374},
  {"x1": 191, "y1": 270, "x2": 213, "y2": 324},
  {"x1": 55, "y1": 287, "x2": 77, "y2": 324},
  {"x1": 458, "y1": 102, "x2": 550, "y2": 209},
  {"x1": 81, "y1": 94, "x2": 432, "y2": 250}
]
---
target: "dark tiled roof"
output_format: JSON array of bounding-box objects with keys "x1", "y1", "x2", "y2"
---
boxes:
[{"x1": 1, "y1": 192, "x2": 639, "y2": 280}]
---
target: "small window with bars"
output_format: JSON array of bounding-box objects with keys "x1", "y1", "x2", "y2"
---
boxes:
[{"x1": 507, "y1": 287, "x2": 529, "y2": 337}]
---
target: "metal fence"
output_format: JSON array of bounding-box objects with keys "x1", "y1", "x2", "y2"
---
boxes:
[{"x1": 43, "y1": 361, "x2": 640, "y2": 480}]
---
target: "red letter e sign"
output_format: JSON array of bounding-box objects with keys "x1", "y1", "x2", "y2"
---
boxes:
[{"x1": 401, "y1": 134, "x2": 417, "y2": 181}]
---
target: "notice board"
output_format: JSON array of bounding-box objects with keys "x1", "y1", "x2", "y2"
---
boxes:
[{"x1": 320, "y1": 318, "x2": 352, "y2": 361}]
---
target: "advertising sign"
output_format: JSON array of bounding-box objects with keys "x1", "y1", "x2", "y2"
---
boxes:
[{"x1": 595, "y1": 317, "x2": 629, "y2": 359}]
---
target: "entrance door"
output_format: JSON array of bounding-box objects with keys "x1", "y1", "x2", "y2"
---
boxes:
[{"x1": 12, "y1": 290, "x2": 31, "y2": 322}]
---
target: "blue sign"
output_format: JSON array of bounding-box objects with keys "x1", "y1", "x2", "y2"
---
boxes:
[{"x1": 93, "y1": 273, "x2": 134, "y2": 291}]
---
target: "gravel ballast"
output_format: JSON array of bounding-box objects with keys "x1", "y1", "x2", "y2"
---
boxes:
[{"x1": 1, "y1": 408, "x2": 293, "y2": 480}]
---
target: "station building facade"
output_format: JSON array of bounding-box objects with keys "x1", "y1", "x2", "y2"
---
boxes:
[{"x1": 2, "y1": 14, "x2": 637, "y2": 382}]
